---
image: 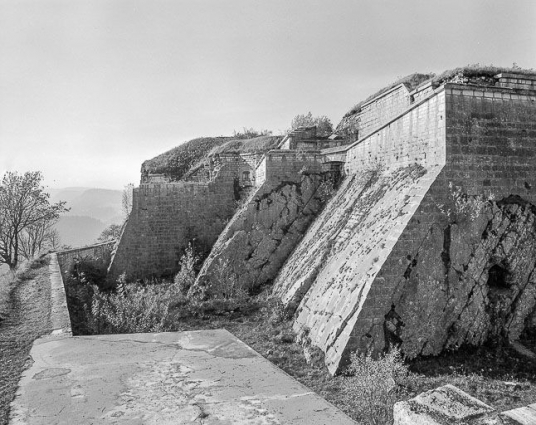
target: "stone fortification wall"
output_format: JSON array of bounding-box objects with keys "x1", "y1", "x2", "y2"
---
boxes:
[
  {"x1": 343, "y1": 89, "x2": 446, "y2": 174},
  {"x1": 274, "y1": 79, "x2": 536, "y2": 374},
  {"x1": 410, "y1": 81, "x2": 435, "y2": 103},
  {"x1": 57, "y1": 241, "x2": 115, "y2": 275},
  {"x1": 108, "y1": 180, "x2": 237, "y2": 280},
  {"x1": 385, "y1": 82, "x2": 536, "y2": 359},
  {"x1": 273, "y1": 88, "x2": 446, "y2": 374},
  {"x1": 264, "y1": 150, "x2": 323, "y2": 182},
  {"x1": 358, "y1": 84, "x2": 412, "y2": 137},
  {"x1": 190, "y1": 150, "x2": 329, "y2": 297},
  {"x1": 338, "y1": 84, "x2": 413, "y2": 141},
  {"x1": 109, "y1": 157, "x2": 256, "y2": 280}
]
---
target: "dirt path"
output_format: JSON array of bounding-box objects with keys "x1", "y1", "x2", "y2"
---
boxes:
[{"x1": 0, "y1": 262, "x2": 52, "y2": 425}]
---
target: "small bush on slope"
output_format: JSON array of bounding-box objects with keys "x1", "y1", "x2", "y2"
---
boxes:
[{"x1": 341, "y1": 347, "x2": 409, "y2": 425}]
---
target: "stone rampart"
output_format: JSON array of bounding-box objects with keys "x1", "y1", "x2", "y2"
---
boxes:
[
  {"x1": 190, "y1": 150, "x2": 331, "y2": 297},
  {"x1": 108, "y1": 155, "x2": 257, "y2": 280},
  {"x1": 108, "y1": 181, "x2": 235, "y2": 280},
  {"x1": 273, "y1": 78, "x2": 536, "y2": 374},
  {"x1": 358, "y1": 84, "x2": 412, "y2": 137},
  {"x1": 265, "y1": 150, "x2": 324, "y2": 182},
  {"x1": 273, "y1": 86, "x2": 446, "y2": 373}
]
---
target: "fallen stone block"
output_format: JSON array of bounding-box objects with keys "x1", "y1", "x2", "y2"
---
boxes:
[
  {"x1": 393, "y1": 384, "x2": 496, "y2": 425},
  {"x1": 500, "y1": 403, "x2": 536, "y2": 424}
]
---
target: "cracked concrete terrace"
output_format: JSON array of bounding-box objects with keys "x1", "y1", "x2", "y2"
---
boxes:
[{"x1": 9, "y1": 329, "x2": 355, "y2": 424}]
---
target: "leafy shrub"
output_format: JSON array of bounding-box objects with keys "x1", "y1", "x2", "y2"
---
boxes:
[
  {"x1": 62, "y1": 254, "x2": 113, "y2": 334},
  {"x1": 290, "y1": 112, "x2": 333, "y2": 136},
  {"x1": 173, "y1": 243, "x2": 198, "y2": 294},
  {"x1": 342, "y1": 347, "x2": 409, "y2": 425},
  {"x1": 88, "y1": 279, "x2": 180, "y2": 334}
]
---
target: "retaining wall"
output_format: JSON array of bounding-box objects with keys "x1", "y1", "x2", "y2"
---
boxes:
[{"x1": 56, "y1": 241, "x2": 115, "y2": 275}]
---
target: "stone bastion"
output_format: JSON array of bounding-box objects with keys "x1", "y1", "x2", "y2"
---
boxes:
[{"x1": 109, "y1": 72, "x2": 536, "y2": 375}]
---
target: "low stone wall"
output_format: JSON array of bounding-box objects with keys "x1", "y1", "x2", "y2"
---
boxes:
[
  {"x1": 56, "y1": 241, "x2": 115, "y2": 276},
  {"x1": 48, "y1": 253, "x2": 72, "y2": 336}
]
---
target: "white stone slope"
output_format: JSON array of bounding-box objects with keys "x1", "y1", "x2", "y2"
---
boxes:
[{"x1": 273, "y1": 162, "x2": 444, "y2": 374}]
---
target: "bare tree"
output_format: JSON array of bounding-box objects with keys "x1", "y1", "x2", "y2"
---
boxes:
[
  {"x1": 19, "y1": 219, "x2": 61, "y2": 260},
  {"x1": 0, "y1": 171, "x2": 68, "y2": 269}
]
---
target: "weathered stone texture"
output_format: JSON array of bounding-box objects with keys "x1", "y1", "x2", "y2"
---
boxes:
[
  {"x1": 394, "y1": 198, "x2": 536, "y2": 358},
  {"x1": 273, "y1": 163, "x2": 443, "y2": 374},
  {"x1": 393, "y1": 384, "x2": 496, "y2": 425},
  {"x1": 191, "y1": 151, "x2": 327, "y2": 297},
  {"x1": 108, "y1": 157, "x2": 256, "y2": 280},
  {"x1": 343, "y1": 89, "x2": 446, "y2": 174},
  {"x1": 274, "y1": 89, "x2": 447, "y2": 374},
  {"x1": 108, "y1": 180, "x2": 237, "y2": 280},
  {"x1": 337, "y1": 84, "x2": 413, "y2": 140}
]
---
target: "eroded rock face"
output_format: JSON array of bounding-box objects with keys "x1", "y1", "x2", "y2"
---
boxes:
[
  {"x1": 190, "y1": 173, "x2": 331, "y2": 298},
  {"x1": 396, "y1": 196, "x2": 536, "y2": 358}
]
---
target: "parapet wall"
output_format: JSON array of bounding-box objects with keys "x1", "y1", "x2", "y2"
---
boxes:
[
  {"x1": 343, "y1": 88, "x2": 446, "y2": 173},
  {"x1": 358, "y1": 84, "x2": 412, "y2": 137},
  {"x1": 264, "y1": 150, "x2": 324, "y2": 182},
  {"x1": 57, "y1": 241, "x2": 115, "y2": 275}
]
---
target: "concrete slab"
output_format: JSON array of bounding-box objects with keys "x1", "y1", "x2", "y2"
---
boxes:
[
  {"x1": 10, "y1": 329, "x2": 355, "y2": 424},
  {"x1": 393, "y1": 384, "x2": 496, "y2": 424}
]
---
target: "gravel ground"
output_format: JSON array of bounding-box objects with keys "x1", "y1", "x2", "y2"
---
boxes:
[{"x1": 0, "y1": 260, "x2": 52, "y2": 425}]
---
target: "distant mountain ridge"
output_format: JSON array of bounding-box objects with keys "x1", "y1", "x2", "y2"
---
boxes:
[{"x1": 49, "y1": 187, "x2": 123, "y2": 248}]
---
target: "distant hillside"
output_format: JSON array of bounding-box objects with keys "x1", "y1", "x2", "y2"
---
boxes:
[
  {"x1": 50, "y1": 187, "x2": 123, "y2": 224},
  {"x1": 142, "y1": 135, "x2": 282, "y2": 181},
  {"x1": 54, "y1": 215, "x2": 107, "y2": 248},
  {"x1": 48, "y1": 187, "x2": 123, "y2": 248}
]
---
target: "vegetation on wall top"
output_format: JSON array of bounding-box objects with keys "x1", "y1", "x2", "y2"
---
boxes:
[
  {"x1": 142, "y1": 134, "x2": 282, "y2": 181},
  {"x1": 342, "y1": 64, "x2": 536, "y2": 119},
  {"x1": 343, "y1": 73, "x2": 434, "y2": 118}
]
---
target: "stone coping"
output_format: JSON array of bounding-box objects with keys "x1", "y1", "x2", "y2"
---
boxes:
[{"x1": 48, "y1": 253, "x2": 72, "y2": 336}]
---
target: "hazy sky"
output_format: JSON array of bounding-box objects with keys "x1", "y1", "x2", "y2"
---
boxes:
[{"x1": 1, "y1": 0, "x2": 535, "y2": 189}]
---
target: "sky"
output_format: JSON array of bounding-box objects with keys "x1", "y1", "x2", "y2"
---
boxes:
[{"x1": 1, "y1": 0, "x2": 535, "y2": 190}]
